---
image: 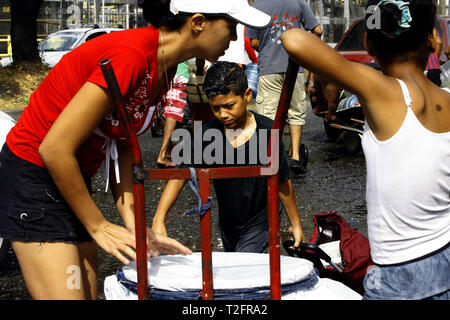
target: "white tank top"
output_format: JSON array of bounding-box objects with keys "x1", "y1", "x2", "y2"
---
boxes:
[{"x1": 361, "y1": 79, "x2": 450, "y2": 265}]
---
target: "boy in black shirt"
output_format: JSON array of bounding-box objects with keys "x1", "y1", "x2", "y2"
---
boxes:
[{"x1": 152, "y1": 61, "x2": 305, "y2": 252}]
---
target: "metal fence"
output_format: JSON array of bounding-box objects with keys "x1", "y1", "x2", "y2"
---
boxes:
[
  {"x1": 34, "y1": 0, "x2": 147, "y2": 34},
  {"x1": 0, "y1": 0, "x2": 147, "y2": 56},
  {"x1": 309, "y1": 0, "x2": 366, "y2": 44},
  {"x1": 0, "y1": 0, "x2": 147, "y2": 58}
]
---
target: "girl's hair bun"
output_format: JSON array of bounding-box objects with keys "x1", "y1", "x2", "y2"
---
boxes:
[
  {"x1": 365, "y1": 0, "x2": 436, "y2": 65},
  {"x1": 138, "y1": 0, "x2": 172, "y2": 28},
  {"x1": 377, "y1": 1, "x2": 405, "y2": 38},
  {"x1": 138, "y1": 0, "x2": 190, "y2": 30}
]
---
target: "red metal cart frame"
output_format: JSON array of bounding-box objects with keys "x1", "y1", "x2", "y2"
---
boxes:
[{"x1": 100, "y1": 59, "x2": 300, "y2": 300}]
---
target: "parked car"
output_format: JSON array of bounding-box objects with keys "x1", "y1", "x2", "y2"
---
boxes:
[{"x1": 38, "y1": 26, "x2": 123, "y2": 68}]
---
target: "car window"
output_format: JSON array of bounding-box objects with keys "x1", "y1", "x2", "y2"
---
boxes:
[
  {"x1": 335, "y1": 20, "x2": 366, "y2": 51},
  {"x1": 85, "y1": 31, "x2": 107, "y2": 42},
  {"x1": 40, "y1": 33, "x2": 82, "y2": 52}
]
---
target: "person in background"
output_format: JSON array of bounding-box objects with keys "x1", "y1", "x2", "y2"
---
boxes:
[
  {"x1": 246, "y1": 0, "x2": 322, "y2": 175},
  {"x1": 425, "y1": 31, "x2": 442, "y2": 86},
  {"x1": 157, "y1": 61, "x2": 189, "y2": 168}
]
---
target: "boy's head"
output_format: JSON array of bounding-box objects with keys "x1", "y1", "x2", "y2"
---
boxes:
[
  {"x1": 203, "y1": 61, "x2": 249, "y2": 97},
  {"x1": 203, "y1": 61, "x2": 253, "y2": 129},
  {"x1": 364, "y1": 0, "x2": 437, "y2": 68}
]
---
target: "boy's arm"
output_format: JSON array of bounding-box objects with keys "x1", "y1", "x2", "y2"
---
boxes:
[
  {"x1": 152, "y1": 179, "x2": 186, "y2": 236},
  {"x1": 278, "y1": 179, "x2": 305, "y2": 247}
]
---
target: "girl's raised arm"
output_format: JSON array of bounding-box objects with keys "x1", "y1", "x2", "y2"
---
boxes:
[
  {"x1": 281, "y1": 28, "x2": 406, "y2": 139},
  {"x1": 281, "y1": 29, "x2": 386, "y2": 106}
]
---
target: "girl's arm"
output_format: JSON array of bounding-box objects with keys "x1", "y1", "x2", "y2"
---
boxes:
[
  {"x1": 40, "y1": 82, "x2": 191, "y2": 263},
  {"x1": 39, "y1": 82, "x2": 112, "y2": 232},
  {"x1": 281, "y1": 29, "x2": 381, "y2": 100},
  {"x1": 110, "y1": 140, "x2": 137, "y2": 232},
  {"x1": 281, "y1": 29, "x2": 405, "y2": 139},
  {"x1": 39, "y1": 82, "x2": 138, "y2": 264},
  {"x1": 279, "y1": 180, "x2": 305, "y2": 247}
]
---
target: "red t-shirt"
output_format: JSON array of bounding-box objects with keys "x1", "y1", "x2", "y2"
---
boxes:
[{"x1": 7, "y1": 26, "x2": 173, "y2": 177}]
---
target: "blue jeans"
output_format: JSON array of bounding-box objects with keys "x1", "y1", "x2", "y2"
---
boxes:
[{"x1": 363, "y1": 244, "x2": 450, "y2": 300}]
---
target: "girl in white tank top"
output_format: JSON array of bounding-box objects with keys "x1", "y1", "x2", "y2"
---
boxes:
[{"x1": 281, "y1": 0, "x2": 449, "y2": 299}]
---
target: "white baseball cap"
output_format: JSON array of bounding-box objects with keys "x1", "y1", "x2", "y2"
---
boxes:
[{"x1": 169, "y1": 0, "x2": 271, "y2": 29}]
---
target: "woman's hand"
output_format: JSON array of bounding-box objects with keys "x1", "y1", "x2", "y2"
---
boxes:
[
  {"x1": 91, "y1": 221, "x2": 192, "y2": 264},
  {"x1": 91, "y1": 220, "x2": 138, "y2": 265}
]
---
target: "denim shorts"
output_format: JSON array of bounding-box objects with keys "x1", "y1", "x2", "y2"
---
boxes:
[
  {"x1": 363, "y1": 243, "x2": 450, "y2": 300},
  {"x1": 0, "y1": 143, "x2": 93, "y2": 243}
]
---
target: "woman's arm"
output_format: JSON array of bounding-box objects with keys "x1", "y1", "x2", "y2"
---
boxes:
[
  {"x1": 110, "y1": 140, "x2": 137, "y2": 232},
  {"x1": 40, "y1": 82, "x2": 112, "y2": 233},
  {"x1": 279, "y1": 179, "x2": 305, "y2": 247},
  {"x1": 40, "y1": 82, "x2": 191, "y2": 260},
  {"x1": 39, "y1": 82, "x2": 139, "y2": 264},
  {"x1": 281, "y1": 29, "x2": 381, "y2": 101},
  {"x1": 281, "y1": 28, "x2": 406, "y2": 140}
]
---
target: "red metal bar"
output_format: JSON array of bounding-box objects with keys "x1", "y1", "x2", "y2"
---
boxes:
[
  {"x1": 144, "y1": 166, "x2": 274, "y2": 181},
  {"x1": 267, "y1": 174, "x2": 281, "y2": 299},
  {"x1": 198, "y1": 170, "x2": 214, "y2": 299},
  {"x1": 267, "y1": 60, "x2": 300, "y2": 300},
  {"x1": 132, "y1": 183, "x2": 148, "y2": 299},
  {"x1": 99, "y1": 59, "x2": 149, "y2": 300}
]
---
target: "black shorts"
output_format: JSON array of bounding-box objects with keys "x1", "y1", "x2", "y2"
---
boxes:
[{"x1": 0, "y1": 143, "x2": 93, "y2": 243}]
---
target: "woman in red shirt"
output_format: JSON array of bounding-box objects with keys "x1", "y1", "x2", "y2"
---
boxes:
[{"x1": 0, "y1": 0, "x2": 270, "y2": 299}]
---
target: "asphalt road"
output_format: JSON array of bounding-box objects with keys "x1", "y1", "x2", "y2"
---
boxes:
[{"x1": 0, "y1": 103, "x2": 368, "y2": 300}]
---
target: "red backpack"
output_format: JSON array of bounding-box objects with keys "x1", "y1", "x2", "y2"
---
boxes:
[
  {"x1": 284, "y1": 212, "x2": 373, "y2": 294},
  {"x1": 310, "y1": 212, "x2": 374, "y2": 290}
]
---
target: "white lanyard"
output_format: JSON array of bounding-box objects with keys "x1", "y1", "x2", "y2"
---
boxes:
[{"x1": 94, "y1": 105, "x2": 156, "y2": 192}]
